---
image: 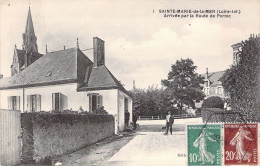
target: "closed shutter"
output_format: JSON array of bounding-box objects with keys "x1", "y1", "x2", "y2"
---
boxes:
[
  {"x1": 60, "y1": 93, "x2": 64, "y2": 111},
  {"x1": 100, "y1": 95, "x2": 103, "y2": 106},
  {"x1": 8, "y1": 96, "x2": 12, "y2": 109},
  {"x1": 58, "y1": 93, "x2": 61, "y2": 111},
  {"x1": 52, "y1": 93, "x2": 55, "y2": 110},
  {"x1": 98, "y1": 95, "x2": 103, "y2": 107},
  {"x1": 89, "y1": 95, "x2": 92, "y2": 112},
  {"x1": 97, "y1": 95, "x2": 100, "y2": 108},
  {"x1": 27, "y1": 95, "x2": 31, "y2": 112},
  {"x1": 16, "y1": 96, "x2": 20, "y2": 111},
  {"x1": 36, "y1": 95, "x2": 41, "y2": 112}
]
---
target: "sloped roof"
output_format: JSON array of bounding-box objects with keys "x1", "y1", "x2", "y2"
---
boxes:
[
  {"x1": 0, "y1": 47, "x2": 129, "y2": 96},
  {"x1": 78, "y1": 65, "x2": 129, "y2": 95},
  {"x1": 202, "y1": 71, "x2": 225, "y2": 87},
  {"x1": 0, "y1": 48, "x2": 89, "y2": 89}
]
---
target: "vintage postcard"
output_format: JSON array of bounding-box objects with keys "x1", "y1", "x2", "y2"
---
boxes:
[{"x1": 0, "y1": 0, "x2": 259, "y2": 166}]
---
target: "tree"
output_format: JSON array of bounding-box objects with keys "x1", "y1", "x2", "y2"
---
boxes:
[
  {"x1": 162, "y1": 58, "x2": 205, "y2": 113},
  {"x1": 129, "y1": 85, "x2": 173, "y2": 117},
  {"x1": 221, "y1": 35, "x2": 260, "y2": 121}
]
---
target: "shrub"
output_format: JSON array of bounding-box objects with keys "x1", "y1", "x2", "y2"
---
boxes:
[
  {"x1": 201, "y1": 108, "x2": 248, "y2": 123},
  {"x1": 202, "y1": 96, "x2": 224, "y2": 109},
  {"x1": 93, "y1": 106, "x2": 108, "y2": 115}
]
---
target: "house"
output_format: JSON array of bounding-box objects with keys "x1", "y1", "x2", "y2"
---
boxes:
[
  {"x1": 0, "y1": 7, "x2": 132, "y2": 132},
  {"x1": 202, "y1": 68, "x2": 226, "y2": 99}
]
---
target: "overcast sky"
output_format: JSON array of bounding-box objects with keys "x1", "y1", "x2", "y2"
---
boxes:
[{"x1": 0, "y1": 0, "x2": 259, "y2": 90}]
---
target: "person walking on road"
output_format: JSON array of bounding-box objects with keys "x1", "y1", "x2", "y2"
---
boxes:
[{"x1": 165, "y1": 111, "x2": 174, "y2": 135}]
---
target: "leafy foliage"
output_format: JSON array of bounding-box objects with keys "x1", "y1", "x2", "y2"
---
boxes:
[
  {"x1": 161, "y1": 58, "x2": 205, "y2": 112},
  {"x1": 93, "y1": 106, "x2": 108, "y2": 115},
  {"x1": 202, "y1": 96, "x2": 224, "y2": 109},
  {"x1": 129, "y1": 85, "x2": 174, "y2": 117},
  {"x1": 221, "y1": 35, "x2": 260, "y2": 121}
]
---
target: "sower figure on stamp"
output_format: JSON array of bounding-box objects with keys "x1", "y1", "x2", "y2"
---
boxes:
[
  {"x1": 193, "y1": 128, "x2": 217, "y2": 164},
  {"x1": 165, "y1": 111, "x2": 174, "y2": 135},
  {"x1": 230, "y1": 125, "x2": 254, "y2": 163},
  {"x1": 125, "y1": 110, "x2": 130, "y2": 127}
]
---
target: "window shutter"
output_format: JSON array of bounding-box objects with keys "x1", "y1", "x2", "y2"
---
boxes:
[
  {"x1": 16, "y1": 96, "x2": 20, "y2": 111},
  {"x1": 99, "y1": 95, "x2": 103, "y2": 106},
  {"x1": 59, "y1": 93, "x2": 61, "y2": 111},
  {"x1": 27, "y1": 95, "x2": 31, "y2": 112},
  {"x1": 8, "y1": 96, "x2": 12, "y2": 109},
  {"x1": 97, "y1": 95, "x2": 100, "y2": 108},
  {"x1": 52, "y1": 93, "x2": 55, "y2": 110},
  {"x1": 89, "y1": 95, "x2": 92, "y2": 112},
  {"x1": 36, "y1": 95, "x2": 41, "y2": 112}
]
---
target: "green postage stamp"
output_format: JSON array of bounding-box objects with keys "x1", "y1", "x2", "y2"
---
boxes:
[{"x1": 187, "y1": 124, "x2": 221, "y2": 166}]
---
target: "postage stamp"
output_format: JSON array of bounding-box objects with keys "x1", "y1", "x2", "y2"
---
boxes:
[
  {"x1": 187, "y1": 124, "x2": 221, "y2": 166},
  {"x1": 224, "y1": 123, "x2": 258, "y2": 165}
]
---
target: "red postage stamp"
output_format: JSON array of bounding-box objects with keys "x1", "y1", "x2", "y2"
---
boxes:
[{"x1": 224, "y1": 124, "x2": 258, "y2": 165}]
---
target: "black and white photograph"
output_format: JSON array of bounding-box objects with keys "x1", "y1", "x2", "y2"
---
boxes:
[{"x1": 0, "y1": 0, "x2": 259, "y2": 165}]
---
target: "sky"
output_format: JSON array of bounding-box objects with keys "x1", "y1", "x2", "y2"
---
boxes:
[{"x1": 0, "y1": 0, "x2": 259, "y2": 90}]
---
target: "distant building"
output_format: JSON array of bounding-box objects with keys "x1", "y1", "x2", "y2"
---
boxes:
[
  {"x1": 231, "y1": 34, "x2": 260, "y2": 66},
  {"x1": 0, "y1": 7, "x2": 132, "y2": 132},
  {"x1": 202, "y1": 68, "x2": 226, "y2": 99},
  {"x1": 231, "y1": 43, "x2": 241, "y2": 65}
]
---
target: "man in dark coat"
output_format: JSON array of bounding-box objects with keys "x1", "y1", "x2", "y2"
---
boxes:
[
  {"x1": 125, "y1": 110, "x2": 130, "y2": 127},
  {"x1": 165, "y1": 111, "x2": 174, "y2": 135},
  {"x1": 133, "y1": 112, "x2": 138, "y2": 130}
]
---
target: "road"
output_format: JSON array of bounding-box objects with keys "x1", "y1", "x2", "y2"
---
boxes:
[{"x1": 102, "y1": 118, "x2": 203, "y2": 166}]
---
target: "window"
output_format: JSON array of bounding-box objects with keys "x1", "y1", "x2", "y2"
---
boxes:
[
  {"x1": 27, "y1": 94, "x2": 41, "y2": 112},
  {"x1": 52, "y1": 93, "x2": 61, "y2": 111},
  {"x1": 89, "y1": 94, "x2": 103, "y2": 112},
  {"x1": 124, "y1": 98, "x2": 128, "y2": 112},
  {"x1": 203, "y1": 88, "x2": 209, "y2": 96},
  {"x1": 8, "y1": 96, "x2": 20, "y2": 110},
  {"x1": 217, "y1": 87, "x2": 223, "y2": 94},
  {"x1": 12, "y1": 96, "x2": 17, "y2": 110},
  {"x1": 31, "y1": 95, "x2": 37, "y2": 112}
]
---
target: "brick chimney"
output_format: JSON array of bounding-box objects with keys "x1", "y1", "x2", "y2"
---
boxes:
[{"x1": 93, "y1": 37, "x2": 105, "y2": 67}]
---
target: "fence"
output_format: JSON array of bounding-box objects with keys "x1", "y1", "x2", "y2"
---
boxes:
[
  {"x1": 174, "y1": 113, "x2": 201, "y2": 119},
  {"x1": 0, "y1": 109, "x2": 21, "y2": 166},
  {"x1": 138, "y1": 113, "x2": 201, "y2": 120},
  {"x1": 138, "y1": 116, "x2": 160, "y2": 120}
]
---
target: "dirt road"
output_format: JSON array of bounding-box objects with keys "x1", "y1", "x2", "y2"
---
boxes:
[{"x1": 102, "y1": 118, "x2": 202, "y2": 166}]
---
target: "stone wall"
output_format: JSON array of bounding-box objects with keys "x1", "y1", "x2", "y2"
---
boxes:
[{"x1": 21, "y1": 113, "x2": 114, "y2": 163}]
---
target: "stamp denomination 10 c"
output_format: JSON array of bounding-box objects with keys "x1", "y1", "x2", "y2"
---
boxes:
[{"x1": 187, "y1": 124, "x2": 221, "y2": 166}]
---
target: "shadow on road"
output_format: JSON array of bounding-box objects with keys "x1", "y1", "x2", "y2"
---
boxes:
[{"x1": 138, "y1": 124, "x2": 185, "y2": 132}]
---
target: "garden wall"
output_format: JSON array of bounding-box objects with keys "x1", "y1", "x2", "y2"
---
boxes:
[
  {"x1": 201, "y1": 108, "x2": 248, "y2": 123},
  {"x1": 21, "y1": 113, "x2": 114, "y2": 163}
]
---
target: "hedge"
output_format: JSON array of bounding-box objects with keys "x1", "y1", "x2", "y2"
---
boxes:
[
  {"x1": 21, "y1": 112, "x2": 114, "y2": 129},
  {"x1": 201, "y1": 108, "x2": 248, "y2": 123}
]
